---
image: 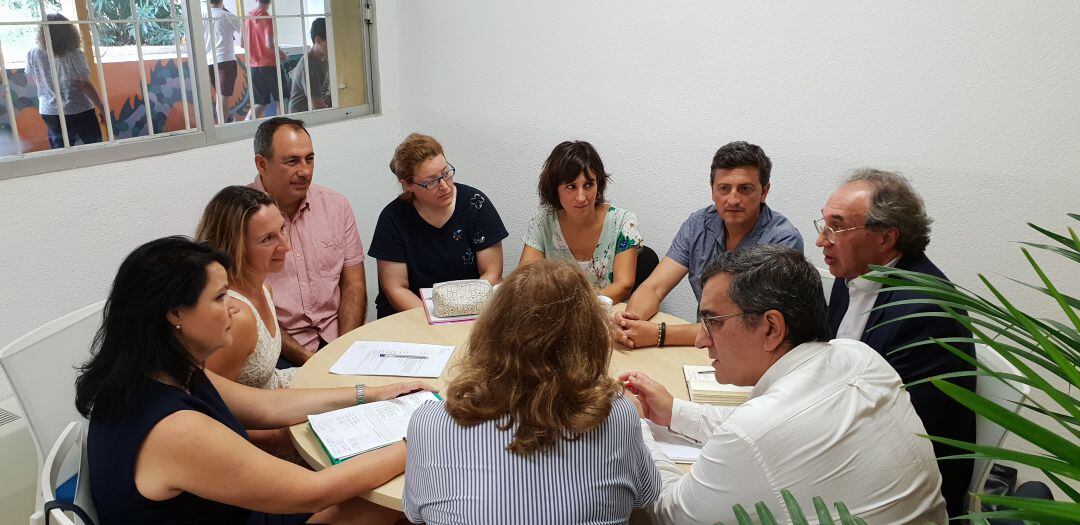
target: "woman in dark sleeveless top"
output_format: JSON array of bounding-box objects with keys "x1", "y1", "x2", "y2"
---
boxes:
[{"x1": 75, "y1": 237, "x2": 434, "y2": 524}]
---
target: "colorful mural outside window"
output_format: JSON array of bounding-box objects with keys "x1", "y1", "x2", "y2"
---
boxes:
[{"x1": 2, "y1": 53, "x2": 301, "y2": 154}]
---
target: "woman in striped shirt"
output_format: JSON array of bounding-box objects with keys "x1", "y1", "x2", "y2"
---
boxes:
[{"x1": 404, "y1": 259, "x2": 661, "y2": 525}]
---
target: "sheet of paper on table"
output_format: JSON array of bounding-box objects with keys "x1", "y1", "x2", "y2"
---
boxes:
[
  {"x1": 646, "y1": 420, "x2": 702, "y2": 464},
  {"x1": 329, "y1": 341, "x2": 454, "y2": 378},
  {"x1": 308, "y1": 391, "x2": 440, "y2": 464}
]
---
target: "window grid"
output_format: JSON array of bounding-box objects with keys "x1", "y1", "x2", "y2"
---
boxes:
[
  {"x1": 0, "y1": 33, "x2": 24, "y2": 156},
  {"x1": 0, "y1": 0, "x2": 375, "y2": 177}
]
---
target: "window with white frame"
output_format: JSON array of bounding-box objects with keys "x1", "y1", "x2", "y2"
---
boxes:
[{"x1": 0, "y1": 0, "x2": 375, "y2": 175}]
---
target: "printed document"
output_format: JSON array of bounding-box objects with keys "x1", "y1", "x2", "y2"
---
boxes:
[
  {"x1": 308, "y1": 391, "x2": 440, "y2": 463},
  {"x1": 646, "y1": 420, "x2": 702, "y2": 464},
  {"x1": 330, "y1": 341, "x2": 454, "y2": 377}
]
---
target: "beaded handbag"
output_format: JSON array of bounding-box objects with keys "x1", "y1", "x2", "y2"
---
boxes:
[{"x1": 431, "y1": 279, "x2": 493, "y2": 317}]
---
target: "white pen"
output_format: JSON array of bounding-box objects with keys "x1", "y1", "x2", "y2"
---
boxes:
[{"x1": 379, "y1": 353, "x2": 429, "y2": 359}]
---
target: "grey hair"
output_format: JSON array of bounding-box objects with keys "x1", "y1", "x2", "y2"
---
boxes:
[
  {"x1": 701, "y1": 245, "x2": 829, "y2": 347},
  {"x1": 844, "y1": 168, "x2": 932, "y2": 255},
  {"x1": 253, "y1": 116, "x2": 309, "y2": 159}
]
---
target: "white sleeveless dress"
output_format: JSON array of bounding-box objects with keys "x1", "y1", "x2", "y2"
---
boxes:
[{"x1": 228, "y1": 286, "x2": 297, "y2": 389}]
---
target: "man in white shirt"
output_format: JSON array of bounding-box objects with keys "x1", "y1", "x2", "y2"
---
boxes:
[
  {"x1": 622, "y1": 245, "x2": 947, "y2": 524},
  {"x1": 815, "y1": 169, "x2": 975, "y2": 517},
  {"x1": 203, "y1": 0, "x2": 242, "y2": 121}
]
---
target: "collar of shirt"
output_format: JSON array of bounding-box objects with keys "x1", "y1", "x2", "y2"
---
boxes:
[
  {"x1": 705, "y1": 203, "x2": 774, "y2": 251},
  {"x1": 251, "y1": 174, "x2": 312, "y2": 217},
  {"x1": 846, "y1": 255, "x2": 901, "y2": 294},
  {"x1": 748, "y1": 341, "x2": 829, "y2": 400}
]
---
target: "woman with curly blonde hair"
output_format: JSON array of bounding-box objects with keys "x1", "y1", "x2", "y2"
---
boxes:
[{"x1": 403, "y1": 259, "x2": 660, "y2": 524}]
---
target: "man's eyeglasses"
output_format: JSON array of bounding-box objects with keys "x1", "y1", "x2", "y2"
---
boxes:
[
  {"x1": 412, "y1": 163, "x2": 456, "y2": 191},
  {"x1": 813, "y1": 218, "x2": 865, "y2": 245},
  {"x1": 699, "y1": 311, "x2": 749, "y2": 338}
]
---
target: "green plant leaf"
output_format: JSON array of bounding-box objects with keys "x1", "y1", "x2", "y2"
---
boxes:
[
  {"x1": 1020, "y1": 247, "x2": 1080, "y2": 333},
  {"x1": 976, "y1": 494, "x2": 1080, "y2": 522},
  {"x1": 781, "y1": 490, "x2": 809, "y2": 523},
  {"x1": 732, "y1": 503, "x2": 753, "y2": 525},
  {"x1": 1027, "y1": 221, "x2": 1080, "y2": 251},
  {"x1": 755, "y1": 501, "x2": 779, "y2": 525},
  {"x1": 965, "y1": 320, "x2": 1080, "y2": 422},
  {"x1": 1020, "y1": 403, "x2": 1080, "y2": 427},
  {"x1": 930, "y1": 379, "x2": 1080, "y2": 466},
  {"x1": 1043, "y1": 470, "x2": 1080, "y2": 503},
  {"x1": 928, "y1": 446, "x2": 1080, "y2": 479},
  {"x1": 1018, "y1": 242, "x2": 1080, "y2": 264},
  {"x1": 812, "y1": 497, "x2": 836, "y2": 525},
  {"x1": 833, "y1": 502, "x2": 859, "y2": 525}
]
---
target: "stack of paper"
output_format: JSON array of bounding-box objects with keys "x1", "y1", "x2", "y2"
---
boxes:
[
  {"x1": 308, "y1": 391, "x2": 440, "y2": 464},
  {"x1": 646, "y1": 420, "x2": 702, "y2": 464},
  {"x1": 682, "y1": 365, "x2": 752, "y2": 406}
]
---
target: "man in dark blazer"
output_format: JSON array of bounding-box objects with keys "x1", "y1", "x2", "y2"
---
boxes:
[{"x1": 816, "y1": 169, "x2": 975, "y2": 519}]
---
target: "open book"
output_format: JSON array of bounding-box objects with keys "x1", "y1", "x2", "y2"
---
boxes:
[
  {"x1": 308, "y1": 391, "x2": 440, "y2": 464},
  {"x1": 682, "y1": 365, "x2": 752, "y2": 406}
]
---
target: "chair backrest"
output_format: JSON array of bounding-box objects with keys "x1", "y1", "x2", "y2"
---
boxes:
[
  {"x1": 633, "y1": 246, "x2": 660, "y2": 293},
  {"x1": 817, "y1": 267, "x2": 835, "y2": 306},
  {"x1": 39, "y1": 420, "x2": 97, "y2": 525},
  {"x1": 0, "y1": 301, "x2": 105, "y2": 462},
  {"x1": 970, "y1": 344, "x2": 1031, "y2": 495}
]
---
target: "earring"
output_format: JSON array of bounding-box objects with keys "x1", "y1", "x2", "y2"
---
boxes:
[{"x1": 175, "y1": 325, "x2": 182, "y2": 331}]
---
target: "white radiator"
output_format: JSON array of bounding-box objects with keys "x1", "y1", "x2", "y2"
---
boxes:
[{"x1": 0, "y1": 396, "x2": 37, "y2": 525}]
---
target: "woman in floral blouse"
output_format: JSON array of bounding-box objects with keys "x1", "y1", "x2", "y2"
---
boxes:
[{"x1": 519, "y1": 141, "x2": 643, "y2": 303}]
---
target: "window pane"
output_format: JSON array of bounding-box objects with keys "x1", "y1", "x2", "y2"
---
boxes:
[
  {"x1": 326, "y1": 2, "x2": 365, "y2": 107},
  {"x1": 202, "y1": 0, "x2": 246, "y2": 123},
  {"x1": 1, "y1": 24, "x2": 48, "y2": 156},
  {"x1": 304, "y1": 0, "x2": 326, "y2": 15},
  {"x1": 0, "y1": 88, "x2": 18, "y2": 157},
  {"x1": 93, "y1": 21, "x2": 155, "y2": 139},
  {"x1": 2, "y1": 21, "x2": 110, "y2": 153},
  {"x1": 281, "y1": 15, "x2": 329, "y2": 115},
  {"x1": 240, "y1": 4, "x2": 287, "y2": 119},
  {"x1": 136, "y1": 21, "x2": 197, "y2": 132},
  {"x1": 133, "y1": 0, "x2": 182, "y2": 21}
]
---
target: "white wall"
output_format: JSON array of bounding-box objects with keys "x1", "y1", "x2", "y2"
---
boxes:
[
  {"x1": 394, "y1": 0, "x2": 1080, "y2": 324},
  {"x1": 0, "y1": 2, "x2": 406, "y2": 398},
  {"x1": 4, "y1": 1, "x2": 1080, "y2": 398}
]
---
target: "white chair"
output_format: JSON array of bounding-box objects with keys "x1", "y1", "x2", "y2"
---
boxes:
[
  {"x1": 817, "y1": 267, "x2": 836, "y2": 306},
  {"x1": 968, "y1": 344, "x2": 1031, "y2": 508},
  {"x1": 0, "y1": 301, "x2": 105, "y2": 465},
  {"x1": 30, "y1": 420, "x2": 97, "y2": 525}
]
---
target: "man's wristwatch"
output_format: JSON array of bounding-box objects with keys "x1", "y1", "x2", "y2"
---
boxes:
[{"x1": 355, "y1": 383, "x2": 366, "y2": 405}]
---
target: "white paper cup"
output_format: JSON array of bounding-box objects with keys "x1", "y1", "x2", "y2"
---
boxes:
[{"x1": 597, "y1": 295, "x2": 613, "y2": 314}]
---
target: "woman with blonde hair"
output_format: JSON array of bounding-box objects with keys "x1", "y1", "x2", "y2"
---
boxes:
[
  {"x1": 403, "y1": 259, "x2": 660, "y2": 524},
  {"x1": 368, "y1": 132, "x2": 509, "y2": 318},
  {"x1": 196, "y1": 185, "x2": 295, "y2": 389}
]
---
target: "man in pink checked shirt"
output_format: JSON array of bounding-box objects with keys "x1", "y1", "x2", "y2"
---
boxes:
[{"x1": 250, "y1": 116, "x2": 367, "y2": 365}]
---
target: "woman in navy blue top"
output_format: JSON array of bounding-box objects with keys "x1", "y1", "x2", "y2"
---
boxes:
[
  {"x1": 369, "y1": 133, "x2": 508, "y2": 318},
  {"x1": 75, "y1": 236, "x2": 434, "y2": 524}
]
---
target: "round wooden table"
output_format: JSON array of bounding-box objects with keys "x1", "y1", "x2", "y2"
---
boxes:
[{"x1": 288, "y1": 305, "x2": 708, "y2": 511}]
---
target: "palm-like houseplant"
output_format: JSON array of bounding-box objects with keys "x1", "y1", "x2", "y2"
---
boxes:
[{"x1": 717, "y1": 213, "x2": 1080, "y2": 524}]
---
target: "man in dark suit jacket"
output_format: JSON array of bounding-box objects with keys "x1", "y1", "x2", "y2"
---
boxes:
[{"x1": 816, "y1": 169, "x2": 975, "y2": 518}]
